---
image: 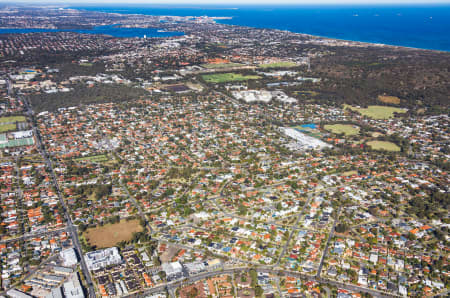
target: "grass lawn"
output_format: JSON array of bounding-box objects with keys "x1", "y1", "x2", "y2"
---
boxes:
[
  {"x1": 0, "y1": 123, "x2": 16, "y2": 133},
  {"x1": 74, "y1": 154, "x2": 108, "y2": 163},
  {"x1": 202, "y1": 73, "x2": 261, "y2": 83},
  {"x1": 344, "y1": 105, "x2": 407, "y2": 119},
  {"x1": 185, "y1": 82, "x2": 204, "y2": 91},
  {"x1": 324, "y1": 124, "x2": 360, "y2": 136},
  {"x1": 79, "y1": 63, "x2": 93, "y2": 67},
  {"x1": 83, "y1": 220, "x2": 143, "y2": 248},
  {"x1": 371, "y1": 132, "x2": 384, "y2": 138},
  {"x1": 201, "y1": 63, "x2": 244, "y2": 69},
  {"x1": 378, "y1": 95, "x2": 401, "y2": 104},
  {"x1": 341, "y1": 170, "x2": 358, "y2": 176},
  {"x1": 295, "y1": 90, "x2": 319, "y2": 97},
  {"x1": 367, "y1": 141, "x2": 401, "y2": 152},
  {"x1": 0, "y1": 116, "x2": 26, "y2": 123},
  {"x1": 259, "y1": 61, "x2": 297, "y2": 68}
]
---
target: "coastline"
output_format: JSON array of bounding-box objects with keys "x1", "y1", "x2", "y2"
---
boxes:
[
  {"x1": 2, "y1": 5, "x2": 449, "y2": 53},
  {"x1": 0, "y1": 25, "x2": 185, "y2": 38},
  {"x1": 213, "y1": 19, "x2": 448, "y2": 53},
  {"x1": 69, "y1": 4, "x2": 450, "y2": 53}
]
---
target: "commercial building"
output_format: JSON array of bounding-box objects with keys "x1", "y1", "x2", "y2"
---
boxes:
[
  {"x1": 6, "y1": 289, "x2": 33, "y2": 298},
  {"x1": 63, "y1": 273, "x2": 84, "y2": 298},
  {"x1": 84, "y1": 247, "x2": 122, "y2": 270},
  {"x1": 161, "y1": 261, "x2": 184, "y2": 281},
  {"x1": 45, "y1": 287, "x2": 63, "y2": 298},
  {"x1": 60, "y1": 248, "x2": 78, "y2": 267}
]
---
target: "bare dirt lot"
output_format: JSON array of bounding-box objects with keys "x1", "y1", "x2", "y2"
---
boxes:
[{"x1": 84, "y1": 219, "x2": 143, "y2": 248}]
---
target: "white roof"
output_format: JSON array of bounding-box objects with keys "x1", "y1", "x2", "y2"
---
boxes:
[
  {"x1": 6, "y1": 289, "x2": 32, "y2": 298},
  {"x1": 63, "y1": 274, "x2": 84, "y2": 298},
  {"x1": 162, "y1": 261, "x2": 183, "y2": 275}
]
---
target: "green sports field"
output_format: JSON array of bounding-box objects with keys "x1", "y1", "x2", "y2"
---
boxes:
[
  {"x1": 0, "y1": 116, "x2": 26, "y2": 123},
  {"x1": 366, "y1": 141, "x2": 401, "y2": 152},
  {"x1": 259, "y1": 62, "x2": 297, "y2": 68},
  {"x1": 0, "y1": 123, "x2": 16, "y2": 133},
  {"x1": 344, "y1": 105, "x2": 407, "y2": 119},
  {"x1": 324, "y1": 124, "x2": 360, "y2": 136},
  {"x1": 74, "y1": 154, "x2": 109, "y2": 163},
  {"x1": 202, "y1": 73, "x2": 261, "y2": 83},
  {"x1": 201, "y1": 63, "x2": 244, "y2": 69},
  {"x1": 0, "y1": 136, "x2": 34, "y2": 148}
]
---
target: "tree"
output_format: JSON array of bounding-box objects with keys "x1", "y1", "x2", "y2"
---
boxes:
[
  {"x1": 188, "y1": 287, "x2": 198, "y2": 298},
  {"x1": 238, "y1": 205, "x2": 247, "y2": 216},
  {"x1": 254, "y1": 285, "x2": 263, "y2": 297},
  {"x1": 158, "y1": 271, "x2": 166, "y2": 281},
  {"x1": 249, "y1": 269, "x2": 258, "y2": 288},
  {"x1": 276, "y1": 202, "x2": 282, "y2": 211},
  {"x1": 78, "y1": 223, "x2": 87, "y2": 233},
  {"x1": 335, "y1": 223, "x2": 349, "y2": 233},
  {"x1": 153, "y1": 256, "x2": 161, "y2": 266},
  {"x1": 407, "y1": 232, "x2": 416, "y2": 241}
]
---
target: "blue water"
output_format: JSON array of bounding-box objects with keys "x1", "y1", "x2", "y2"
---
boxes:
[
  {"x1": 301, "y1": 124, "x2": 317, "y2": 129},
  {"x1": 0, "y1": 24, "x2": 184, "y2": 38},
  {"x1": 69, "y1": 4, "x2": 450, "y2": 51}
]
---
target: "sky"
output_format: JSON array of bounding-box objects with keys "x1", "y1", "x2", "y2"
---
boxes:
[{"x1": 3, "y1": 0, "x2": 450, "y2": 4}]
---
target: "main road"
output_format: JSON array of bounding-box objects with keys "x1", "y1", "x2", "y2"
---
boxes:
[
  {"x1": 316, "y1": 206, "x2": 342, "y2": 278},
  {"x1": 0, "y1": 227, "x2": 68, "y2": 245},
  {"x1": 123, "y1": 266, "x2": 397, "y2": 298},
  {"x1": 274, "y1": 194, "x2": 314, "y2": 267},
  {"x1": 21, "y1": 95, "x2": 96, "y2": 298}
]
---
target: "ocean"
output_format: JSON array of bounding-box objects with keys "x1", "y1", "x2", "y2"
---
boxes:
[
  {"x1": 1, "y1": 4, "x2": 449, "y2": 51},
  {"x1": 70, "y1": 4, "x2": 450, "y2": 52},
  {"x1": 0, "y1": 25, "x2": 184, "y2": 38}
]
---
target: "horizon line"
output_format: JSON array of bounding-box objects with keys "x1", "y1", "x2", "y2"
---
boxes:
[{"x1": 2, "y1": 1, "x2": 450, "y2": 5}]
